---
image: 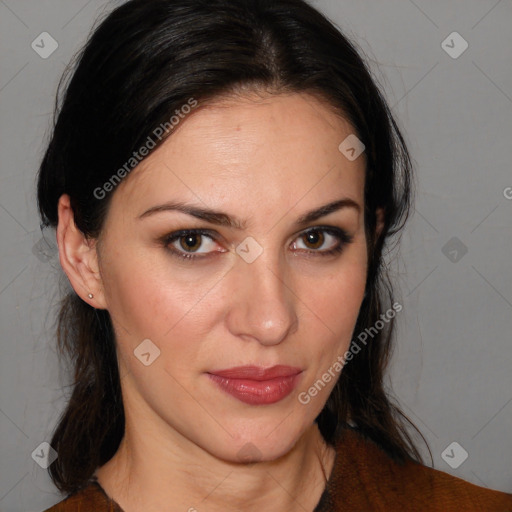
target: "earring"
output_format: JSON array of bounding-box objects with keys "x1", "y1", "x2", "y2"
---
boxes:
[{"x1": 88, "y1": 293, "x2": 94, "y2": 299}]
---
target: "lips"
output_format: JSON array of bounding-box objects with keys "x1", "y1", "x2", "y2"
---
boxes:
[{"x1": 207, "y1": 365, "x2": 302, "y2": 405}]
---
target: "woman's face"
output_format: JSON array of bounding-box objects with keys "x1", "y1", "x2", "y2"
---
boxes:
[{"x1": 95, "y1": 91, "x2": 368, "y2": 461}]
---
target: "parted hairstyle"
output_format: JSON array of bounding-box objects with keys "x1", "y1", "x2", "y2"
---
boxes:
[{"x1": 37, "y1": 0, "x2": 428, "y2": 495}]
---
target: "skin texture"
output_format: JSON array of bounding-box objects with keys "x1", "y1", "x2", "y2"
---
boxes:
[{"x1": 57, "y1": 91, "x2": 375, "y2": 512}]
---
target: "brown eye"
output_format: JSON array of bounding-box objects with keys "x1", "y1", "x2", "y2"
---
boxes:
[
  {"x1": 291, "y1": 227, "x2": 353, "y2": 257},
  {"x1": 179, "y1": 233, "x2": 203, "y2": 252},
  {"x1": 163, "y1": 229, "x2": 222, "y2": 260},
  {"x1": 302, "y1": 230, "x2": 325, "y2": 250}
]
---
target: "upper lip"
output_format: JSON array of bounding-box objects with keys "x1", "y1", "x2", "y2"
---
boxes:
[{"x1": 208, "y1": 365, "x2": 302, "y2": 381}]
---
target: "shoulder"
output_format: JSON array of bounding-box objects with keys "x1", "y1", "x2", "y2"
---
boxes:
[
  {"x1": 41, "y1": 481, "x2": 122, "y2": 512},
  {"x1": 327, "y1": 427, "x2": 512, "y2": 512}
]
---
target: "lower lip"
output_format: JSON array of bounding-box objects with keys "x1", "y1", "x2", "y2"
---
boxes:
[{"x1": 207, "y1": 373, "x2": 302, "y2": 405}]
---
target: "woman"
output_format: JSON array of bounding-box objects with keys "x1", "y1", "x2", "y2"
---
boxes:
[{"x1": 37, "y1": 0, "x2": 512, "y2": 510}]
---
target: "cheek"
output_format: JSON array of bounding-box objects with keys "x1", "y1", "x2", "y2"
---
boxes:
[
  {"x1": 326, "y1": 265, "x2": 366, "y2": 329},
  {"x1": 302, "y1": 243, "x2": 367, "y2": 321},
  {"x1": 294, "y1": 247, "x2": 367, "y2": 360},
  {"x1": 100, "y1": 245, "x2": 225, "y2": 354},
  {"x1": 308, "y1": 271, "x2": 365, "y2": 349}
]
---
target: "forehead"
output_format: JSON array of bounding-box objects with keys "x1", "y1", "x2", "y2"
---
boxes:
[{"x1": 109, "y1": 92, "x2": 366, "y2": 219}]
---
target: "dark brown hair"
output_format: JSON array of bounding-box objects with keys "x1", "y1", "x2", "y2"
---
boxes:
[{"x1": 37, "y1": 0, "x2": 427, "y2": 495}]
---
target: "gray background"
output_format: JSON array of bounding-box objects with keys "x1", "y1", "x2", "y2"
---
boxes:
[{"x1": 0, "y1": 1, "x2": 511, "y2": 510}]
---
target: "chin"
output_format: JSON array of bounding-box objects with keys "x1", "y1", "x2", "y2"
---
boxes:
[{"x1": 200, "y1": 416, "x2": 311, "y2": 465}]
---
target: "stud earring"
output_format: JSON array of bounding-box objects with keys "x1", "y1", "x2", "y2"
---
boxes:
[{"x1": 88, "y1": 293, "x2": 94, "y2": 299}]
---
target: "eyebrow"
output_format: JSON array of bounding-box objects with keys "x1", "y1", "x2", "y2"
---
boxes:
[{"x1": 137, "y1": 197, "x2": 361, "y2": 229}]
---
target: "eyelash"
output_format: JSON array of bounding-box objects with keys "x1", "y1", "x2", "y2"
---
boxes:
[{"x1": 161, "y1": 226, "x2": 354, "y2": 262}]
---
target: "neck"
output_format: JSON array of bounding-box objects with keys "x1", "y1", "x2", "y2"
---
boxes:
[{"x1": 95, "y1": 418, "x2": 336, "y2": 512}]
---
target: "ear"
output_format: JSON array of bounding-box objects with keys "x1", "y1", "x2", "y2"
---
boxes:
[
  {"x1": 375, "y1": 207, "x2": 385, "y2": 238},
  {"x1": 56, "y1": 194, "x2": 107, "y2": 309}
]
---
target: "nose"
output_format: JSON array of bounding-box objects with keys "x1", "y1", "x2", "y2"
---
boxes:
[{"x1": 225, "y1": 247, "x2": 299, "y2": 347}]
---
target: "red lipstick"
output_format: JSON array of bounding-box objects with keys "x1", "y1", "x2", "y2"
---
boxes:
[{"x1": 207, "y1": 365, "x2": 302, "y2": 405}]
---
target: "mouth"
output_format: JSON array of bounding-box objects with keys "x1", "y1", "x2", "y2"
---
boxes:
[{"x1": 206, "y1": 365, "x2": 303, "y2": 405}]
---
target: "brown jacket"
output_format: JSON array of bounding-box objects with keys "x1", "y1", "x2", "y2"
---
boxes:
[{"x1": 43, "y1": 428, "x2": 512, "y2": 511}]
